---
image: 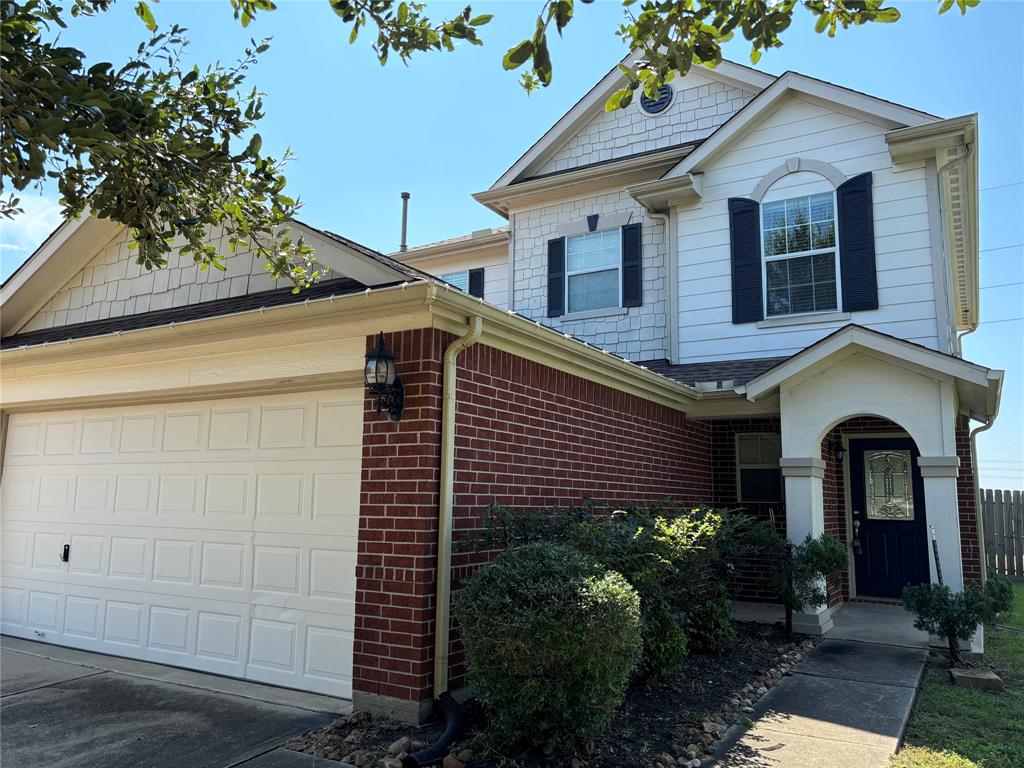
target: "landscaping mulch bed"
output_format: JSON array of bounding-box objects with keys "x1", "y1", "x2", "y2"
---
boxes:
[{"x1": 288, "y1": 622, "x2": 816, "y2": 768}]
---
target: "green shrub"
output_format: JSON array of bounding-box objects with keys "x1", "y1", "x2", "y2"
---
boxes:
[
  {"x1": 738, "y1": 519, "x2": 848, "y2": 639},
  {"x1": 454, "y1": 542, "x2": 642, "y2": 751},
  {"x1": 686, "y1": 583, "x2": 736, "y2": 654},
  {"x1": 641, "y1": 603, "x2": 688, "y2": 679},
  {"x1": 902, "y1": 575, "x2": 1015, "y2": 665},
  {"x1": 472, "y1": 502, "x2": 734, "y2": 674}
]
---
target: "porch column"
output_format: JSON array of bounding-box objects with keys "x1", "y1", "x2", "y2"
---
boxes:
[
  {"x1": 780, "y1": 457, "x2": 832, "y2": 634},
  {"x1": 918, "y1": 456, "x2": 964, "y2": 592}
]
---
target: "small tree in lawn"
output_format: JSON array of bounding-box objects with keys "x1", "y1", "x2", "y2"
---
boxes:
[
  {"x1": 741, "y1": 517, "x2": 848, "y2": 640},
  {"x1": 902, "y1": 576, "x2": 1013, "y2": 666}
]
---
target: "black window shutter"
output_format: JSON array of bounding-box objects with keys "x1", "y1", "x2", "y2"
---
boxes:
[
  {"x1": 728, "y1": 198, "x2": 763, "y2": 324},
  {"x1": 621, "y1": 223, "x2": 643, "y2": 308},
  {"x1": 468, "y1": 268, "x2": 485, "y2": 299},
  {"x1": 837, "y1": 172, "x2": 879, "y2": 312},
  {"x1": 547, "y1": 238, "x2": 566, "y2": 317}
]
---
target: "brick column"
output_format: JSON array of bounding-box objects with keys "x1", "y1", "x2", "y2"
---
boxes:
[{"x1": 352, "y1": 329, "x2": 448, "y2": 722}]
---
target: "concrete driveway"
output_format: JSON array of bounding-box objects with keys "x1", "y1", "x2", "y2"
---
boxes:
[{"x1": 1, "y1": 636, "x2": 349, "y2": 768}]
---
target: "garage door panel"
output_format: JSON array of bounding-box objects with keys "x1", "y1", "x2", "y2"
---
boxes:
[{"x1": 1, "y1": 388, "x2": 360, "y2": 699}]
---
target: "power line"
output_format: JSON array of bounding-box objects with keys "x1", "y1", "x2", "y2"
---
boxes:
[
  {"x1": 980, "y1": 316, "x2": 1024, "y2": 325},
  {"x1": 980, "y1": 181, "x2": 1024, "y2": 192},
  {"x1": 981, "y1": 281, "x2": 1024, "y2": 290},
  {"x1": 981, "y1": 244, "x2": 1023, "y2": 253}
]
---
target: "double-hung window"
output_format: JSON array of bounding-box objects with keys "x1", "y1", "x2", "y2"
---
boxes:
[
  {"x1": 736, "y1": 433, "x2": 782, "y2": 503},
  {"x1": 565, "y1": 229, "x2": 621, "y2": 314},
  {"x1": 761, "y1": 192, "x2": 840, "y2": 317}
]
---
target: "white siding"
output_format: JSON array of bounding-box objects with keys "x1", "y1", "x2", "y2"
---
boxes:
[
  {"x1": 20, "y1": 227, "x2": 344, "y2": 333},
  {"x1": 511, "y1": 190, "x2": 668, "y2": 361},
  {"x1": 676, "y1": 95, "x2": 940, "y2": 363},
  {"x1": 536, "y1": 71, "x2": 756, "y2": 177},
  {"x1": 411, "y1": 255, "x2": 510, "y2": 309}
]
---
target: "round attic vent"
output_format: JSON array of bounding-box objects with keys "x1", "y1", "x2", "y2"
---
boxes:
[{"x1": 640, "y1": 84, "x2": 673, "y2": 115}]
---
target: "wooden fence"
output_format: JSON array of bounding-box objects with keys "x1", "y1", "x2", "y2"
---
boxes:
[{"x1": 982, "y1": 488, "x2": 1024, "y2": 581}]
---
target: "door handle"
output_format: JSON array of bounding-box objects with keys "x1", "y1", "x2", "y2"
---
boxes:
[
  {"x1": 852, "y1": 519, "x2": 862, "y2": 554},
  {"x1": 61, "y1": 544, "x2": 70, "y2": 563}
]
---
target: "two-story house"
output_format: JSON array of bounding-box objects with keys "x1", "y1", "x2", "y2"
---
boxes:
[{"x1": 0, "y1": 55, "x2": 1002, "y2": 723}]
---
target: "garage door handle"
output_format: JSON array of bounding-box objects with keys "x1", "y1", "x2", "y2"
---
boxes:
[{"x1": 61, "y1": 544, "x2": 70, "y2": 563}]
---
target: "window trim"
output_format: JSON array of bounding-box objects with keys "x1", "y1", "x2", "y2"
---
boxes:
[
  {"x1": 564, "y1": 229, "x2": 622, "y2": 314},
  {"x1": 759, "y1": 190, "x2": 843, "y2": 320},
  {"x1": 735, "y1": 432, "x2": 783, "y2": 503}
]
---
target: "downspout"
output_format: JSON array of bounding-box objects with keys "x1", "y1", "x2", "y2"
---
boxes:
[
  {"x1": 642, "y1": 209, "x2": 677, "y2": 364},
  {"x1": 969, "y1": 389, "x2": 1000, "y2": 584},
  {"x1": 433, "y1": 315, "x2": 483, "y2": 699}
]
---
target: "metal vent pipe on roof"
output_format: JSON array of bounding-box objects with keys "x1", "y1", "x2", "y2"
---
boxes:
[{"x1": 399, "y1": 191, "x2": 410, "y2": 252}]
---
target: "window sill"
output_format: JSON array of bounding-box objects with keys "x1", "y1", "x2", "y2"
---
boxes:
[
  {"x1": 561, "y1": 306, "x2": 628, "y2": 322},
  {"x1": 756, "y1": 311, "x2": 850, "y2": 329}
]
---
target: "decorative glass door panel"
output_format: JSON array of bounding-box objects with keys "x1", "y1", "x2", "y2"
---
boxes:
[
  {"x1": 850, "y1": 439, "x2": 929, "y2": 599},
  {"x1": 865, "y1": 450, "x2": 915, "y2": 521}
]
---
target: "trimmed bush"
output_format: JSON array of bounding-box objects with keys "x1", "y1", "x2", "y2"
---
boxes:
[
  {"x1": 454, "y1": 542, "x2": 642, "y2": 750},
  {"x1": 902, "y1": 574, "x2": 1014, "y2": 665},
  {"x1": 686, "y1": 583, "x2": 736, "y2": 654},
  {"x1": 474, "y1": 502, "x2": 729, "y2": 672},
  {"x1": 641, "y1": 603, "x2": 688, "y2": 679}
]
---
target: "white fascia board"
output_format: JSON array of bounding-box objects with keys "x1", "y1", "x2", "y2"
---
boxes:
[
  {"x1": 290, "y1": 221, "x2": 410, "y2": 286},
  {"x1": 0, "y1": 213, "x2": 120, "y2": 337},
  {"x1": 489, "y1": 56, "x2": 774, "y2": 190},
  {"x1": 663, "y1": 72, "x2": 936, "y2": 180},
  {"x1": 744, "y1": 325, "x2": 992, "y2": 402}
]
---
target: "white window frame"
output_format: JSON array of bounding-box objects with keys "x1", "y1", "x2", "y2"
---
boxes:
[
  {"x1": 760, "y1": 191, "x2": 843, "y2": 320},
  {"x1": 565, "y1": 229, "x2": 622, "y2": 314},
  {"x1": 735, "y1": 433, "x2": 782, "y2": 503}
]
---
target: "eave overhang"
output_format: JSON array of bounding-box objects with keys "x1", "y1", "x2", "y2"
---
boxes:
[
  {"x1": 886, "y1": 114, "x2": 979, "y2": 331},
  {"x1": 627, "y1": 173, "x2": 703, "y2": 214},
  {"x1": 740, "y1": 325, "x2": 1001, "y2": 423},
  {"x1": 472, "y1": 143, "x2": 696, "y2": 217}
]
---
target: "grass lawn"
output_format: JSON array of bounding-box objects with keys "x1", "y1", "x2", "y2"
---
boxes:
[{"x1": 891, "y1": 581, "x2": 1024, "y2": 768}]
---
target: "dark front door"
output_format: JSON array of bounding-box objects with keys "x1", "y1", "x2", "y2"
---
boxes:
[{"x1": 849, "y1": 438, "x2": 930, "y2": 599}]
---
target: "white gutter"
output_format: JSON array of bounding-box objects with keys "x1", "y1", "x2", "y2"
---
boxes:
[
  {"x1": 433, "y1": 314, "x2": 483, "y2": 699},
  {"x1": 969, "y1": 371, "x2": 1003, "y2": 584}
]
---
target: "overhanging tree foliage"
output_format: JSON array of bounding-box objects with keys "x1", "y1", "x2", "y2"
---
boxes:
[{"x1": 1, "y1": 0, "x2": 976, "y2": 287}]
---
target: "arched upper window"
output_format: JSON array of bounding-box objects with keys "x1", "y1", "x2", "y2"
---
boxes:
[{"x1": 760, "y1": 171, "x2": 841, "y2": 318}]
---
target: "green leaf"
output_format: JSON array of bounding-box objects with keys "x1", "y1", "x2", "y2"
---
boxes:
[
  {"x1": 750, "y1": 48, "x2": 762, "y2": 65},
  {"x1": 503, "y1": 40, "x2": 534, "y2": 70},
  {"x1": 134, "y1": 2, "x2": 157, "y2": 32},
  {"x1": 468, "y1": 14, "x2": 493, "y2": 26},
  {"x1": 874, "y1": 7, "x2": 900, "y2": 23},
  {"x1": 246, "y1": 133, "x2": 262, "y2": 155},
  {"x1": 938, "y1": 0, "x2": 954, "y2": 13}
]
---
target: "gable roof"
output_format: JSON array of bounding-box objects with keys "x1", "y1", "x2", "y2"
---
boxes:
[
  {"x1": 662, "y1": 71, "x2": 937, "y2": 180},
  {"x1": 741, "y1": 324, "x2": 1001, "y2": 423},
  {"x1": 0, "y1": 216, "x2": 424, "y2": 338},
  {"x1": 489, "y1": 54, "x2": 774, "y2": 189}
]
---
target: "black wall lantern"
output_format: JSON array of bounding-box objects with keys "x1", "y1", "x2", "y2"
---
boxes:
[
  {"x1": 364, "y1": 332, "x2": 404, "y2": 421},
  {"x1": 830, "y1": 438, "x2": 846, "y2": 465}
]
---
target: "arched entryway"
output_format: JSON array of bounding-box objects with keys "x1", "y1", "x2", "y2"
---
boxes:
[{"x1": 822, "y1": 417, "x2": 931, "y2": 601}]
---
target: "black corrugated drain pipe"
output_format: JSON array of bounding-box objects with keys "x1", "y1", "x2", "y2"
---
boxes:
[{"x1": 401, "y1": 692, "x2": 465, "y2": 768}]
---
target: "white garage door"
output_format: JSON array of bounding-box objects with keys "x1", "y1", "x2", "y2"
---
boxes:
[{"x1": 0, "y1": 388, "x2": 362, "y2": 698}]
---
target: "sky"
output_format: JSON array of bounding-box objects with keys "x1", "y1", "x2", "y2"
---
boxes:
[{"x1": 1, "y1": 0, "x2": 1021, "y2": 487}]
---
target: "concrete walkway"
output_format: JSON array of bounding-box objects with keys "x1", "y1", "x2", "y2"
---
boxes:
[{"x1": 713, "y1": 635, "x2": 927, "y2": 768}]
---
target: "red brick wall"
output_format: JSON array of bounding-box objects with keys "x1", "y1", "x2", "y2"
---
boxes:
[
  {"x1": 956, "y1": 415, "x2": 983, "y2": 585},
  {"x1": 355, "y1": 331, "x2": 717, "y2": 705},
  {"x1": 709, "y1": 417, "x2": 785, "y2": 602},
  {"x1": 354, "y1": 329, "x2": 447, "y2": 706},
  {"x1": 446, "y1": 343, "x2": 715, "y2": 689}
]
